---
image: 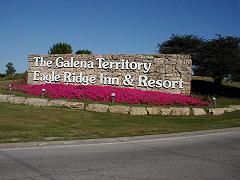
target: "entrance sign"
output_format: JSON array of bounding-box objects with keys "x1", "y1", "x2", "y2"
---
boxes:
[{"x1": 28, "y1": 54, "x2": 192, "y2": 95}]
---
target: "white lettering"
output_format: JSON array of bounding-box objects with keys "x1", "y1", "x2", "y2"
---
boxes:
[
  {"x1": 56, "y1": 57, "x2": 64, "y2": 67},
  {"x1": 96, "y1": 58, "x2": 105, "y2": 69},
  {"x1": 100, "y1": 74, "x2": 119, "y2": 85},
  {"x1": 138, "y1": 76, "x2": 184, "y2": 89},
  {"x1": 179, "y1": 79, "x2": 183, "y2": 89},
  {"x1": 162, "y1": 80, "x2": 171, "y2": 88},
  {"x1": 143, "y1": 62, "x2": 151, "y2": 73},
  {"x1": 33, "y1": 57, "x2": 41, "y2": 67},
  {"x1": 33, "y1": 57, "x2": 52, "y2": 67},
  {"x1": 33, "y1": 71, "x2": 60, "y2": 83},
  {"x1": 63, "y1": 72, "x2": 96, "y2": 85},
  {"x1": 138, "y1": 75, "x2": 148, "y2": 87},
  {"x1": 33, "y1": 71, "x2": 40, "y2": 80}
]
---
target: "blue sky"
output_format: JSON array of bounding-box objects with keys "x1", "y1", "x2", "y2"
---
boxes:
[{"x1": 0, "y1": 0, "x2": 239, "y2": 73}]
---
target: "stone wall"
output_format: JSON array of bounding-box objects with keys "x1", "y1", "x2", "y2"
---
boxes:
[
  {"x1": 28, "y1": 54, "x2": 192, "y2": 95},
  {"x1": 1, "y1": 94, "x2": 239, "y2": 116}
]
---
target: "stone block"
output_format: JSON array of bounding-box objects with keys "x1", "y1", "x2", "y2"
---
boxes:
[
  {"x1": 209, "y1": 107, "x2": 234, "y2": 114},
  {"x1": 64, "y1": 102, "x2": 84, "y2": 109},
  {"x1": 48, "y1": 99, "x2": 67, "y2": 107},
  {"x1": 170, "y1": 107, "x2": 190, "y2": 116},
  {"x1": 146, "y1": 55, "x2": 154, "y2": 59},
  {"x1": 25, "y1": 98, "x2": 48, "y2": 106},
  {"x1": 0, "y1": 94, "x2": 15, "y2": 102},
  {"x1": 208, "y1": 108, "x2": 225, "y2": 115},
  {"x1": 223, "y1": 108, "x2": 235, "y2": 112},
  {"x1": 146, "y1": 107, "x2": 161, "y2": 115},
  {"x1": 181, "y1": 75, "x2": 192, "y2": 82},
  {"x1": 229, "y1": 105, "x2": 240, "y2": 111},
  {"x1": 192, "y1": 108, "x2": 206, "y2": 116},
  {"x1": 154, "y1": 58, "x2": 165, "y2": 64},
  {"x1": 130, "y1": 107, "x2": 147, "y2": 115},
  {"x1": 160, "y1": 108, "x2": 171, "y2": 115},
  {"x1": 86, "y1": 104, "x2": 109, "y2": 112},
  {"x1": 109, "y1": 105, "x2": 130, "y2": 114},
  {"x1": 7, "y1": 97, "x2": 26, "y2": 104}
]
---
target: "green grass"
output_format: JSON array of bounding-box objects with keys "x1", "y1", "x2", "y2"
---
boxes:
[
  {"x1": 0, "y1": 102, "x2": 239, "y2": 143},
  {"x1": 223, "y1": 80, "x2": 240, "y2": 88},
  {"x1": 192, "y1": 76, "x2": 240, "y2": 88},
  {"x1": 0, "y1": 79, "x2": 12, "y2": 87},
  {"x1": 0, "y1": 77, "x2": 239, "y2": 143},
  {"x1": 191, "y1": 94, "x2": 240, "y2": 108},
  {"x1": 192, "y1": 76, "x2": 214, "y2": 82},
  {"x1": 213, "y1": 97, "x2": 240, "y2": 107},
  {"x1": 0, "y1": 73, "x2": 26, "y2": 81}
]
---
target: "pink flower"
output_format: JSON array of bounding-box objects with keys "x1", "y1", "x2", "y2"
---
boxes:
[{"x1": 13, "y1": 84, "x2": 209, "y2": 106}]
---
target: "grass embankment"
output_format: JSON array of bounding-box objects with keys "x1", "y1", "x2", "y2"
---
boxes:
[
  {"x1": 0, "y1": 76, "x2": 240, "y2": 143},
  {"x1": 192, "y1": 76, "x2": 240, "y2": 88},
  {"x1": 0, "y1": 102, "x2": 239, "y2": 143},
  {"x1": 191, "y1": 76, "x2": 240, "y2": 106}
]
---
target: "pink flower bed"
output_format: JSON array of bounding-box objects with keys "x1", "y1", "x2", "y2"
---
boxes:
[{"x1": 13, "y1": 84, "x2": 209, "y2": 106}]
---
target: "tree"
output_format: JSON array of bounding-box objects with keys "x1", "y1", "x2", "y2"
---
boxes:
[
  {"x1": 195, "y1": 35, "x2": 240, "y2": 82},
  {"x1": 49, "y1": 42, "x2": 73, "y2": 54},
  {"x1": 157, "y1": 34, "x2": 240, "y2": 82},
  {"x1": 0, "y1": 73, "x2": 5, "y2": 78},
  {"x1": 75, "y1": 49, "x2": 92, "y2": 54},
  {"x1": 5, "y1": 62, "x2": 16, "y2": 76},
  {"x1": 157, "y1": 34, "x2": 204, "y2": 66}
]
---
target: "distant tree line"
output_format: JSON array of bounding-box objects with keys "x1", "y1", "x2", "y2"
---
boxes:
[
  {"x1": 5, "y1": 62, "x2": 16, "y2": 76},
  {"x1": 157, "y1": 34, "x2": 240, "y2": 82},
  {"x1": 0, "y1": 62, "x2": 16, "y2": 78},
  {"x1": 0, "y1": 62, "x2": 27, "y2": 81}
]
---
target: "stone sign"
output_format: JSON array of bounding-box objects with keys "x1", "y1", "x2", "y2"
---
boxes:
[{"x1": 27, "y1": 54, "x2": 192, "y2": 95}]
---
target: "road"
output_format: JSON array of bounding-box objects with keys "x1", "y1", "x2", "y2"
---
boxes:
[{"x1": 0, "y1": 128, "x2": 239, "y2": 180}]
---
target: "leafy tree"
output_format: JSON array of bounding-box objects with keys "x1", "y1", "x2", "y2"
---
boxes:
[
  {"x1": 157, "y1": 34, "x2": 240, "y2": 82},
  {"x1": 157, "y1": 34, "x2": 204, "y2": 66},
  {"x1": 195, "y1": 35, "x2": 240, "y2": 82},
  {"x1": 75, "y1": 49, "x2": 92, "y2": 54},
  {"x1": 49, "y1": 42, "x2": 73, "y2": 54},
  {"x1": 5, "y1": 62, "x2": 16, "y2": 76},
  {"x1": 0, "y1": 73, "x2": 5, "y2": 78}
]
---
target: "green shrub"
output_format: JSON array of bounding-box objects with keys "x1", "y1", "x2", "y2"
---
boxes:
[{"x1": 49, "y1": 42, "x2": 73, "y2": 54}]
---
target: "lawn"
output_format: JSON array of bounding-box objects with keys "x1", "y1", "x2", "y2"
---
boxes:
[
  {"x1": 0, "y1": 76, "x2": 240, "y2": 143},
  {"x1": 192, "y1": 76, "x2": 240, "y2": 88},
  {"x1": 0, "y1": 102, "x2": 239, "y2": 143}
]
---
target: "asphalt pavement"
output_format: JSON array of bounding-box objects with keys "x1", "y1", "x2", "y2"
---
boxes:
[{"x1": 0, "y1": 128, "x2": 239, "y2": 180}]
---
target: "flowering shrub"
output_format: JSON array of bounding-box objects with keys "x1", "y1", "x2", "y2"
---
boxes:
[{"x1": 13, "y1": 84, "x2": 209, "y2": 106}]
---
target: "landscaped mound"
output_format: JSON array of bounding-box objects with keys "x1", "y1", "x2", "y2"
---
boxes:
[{"x1": 13, "y1": 84, "x2": 209, "y2": 106}]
